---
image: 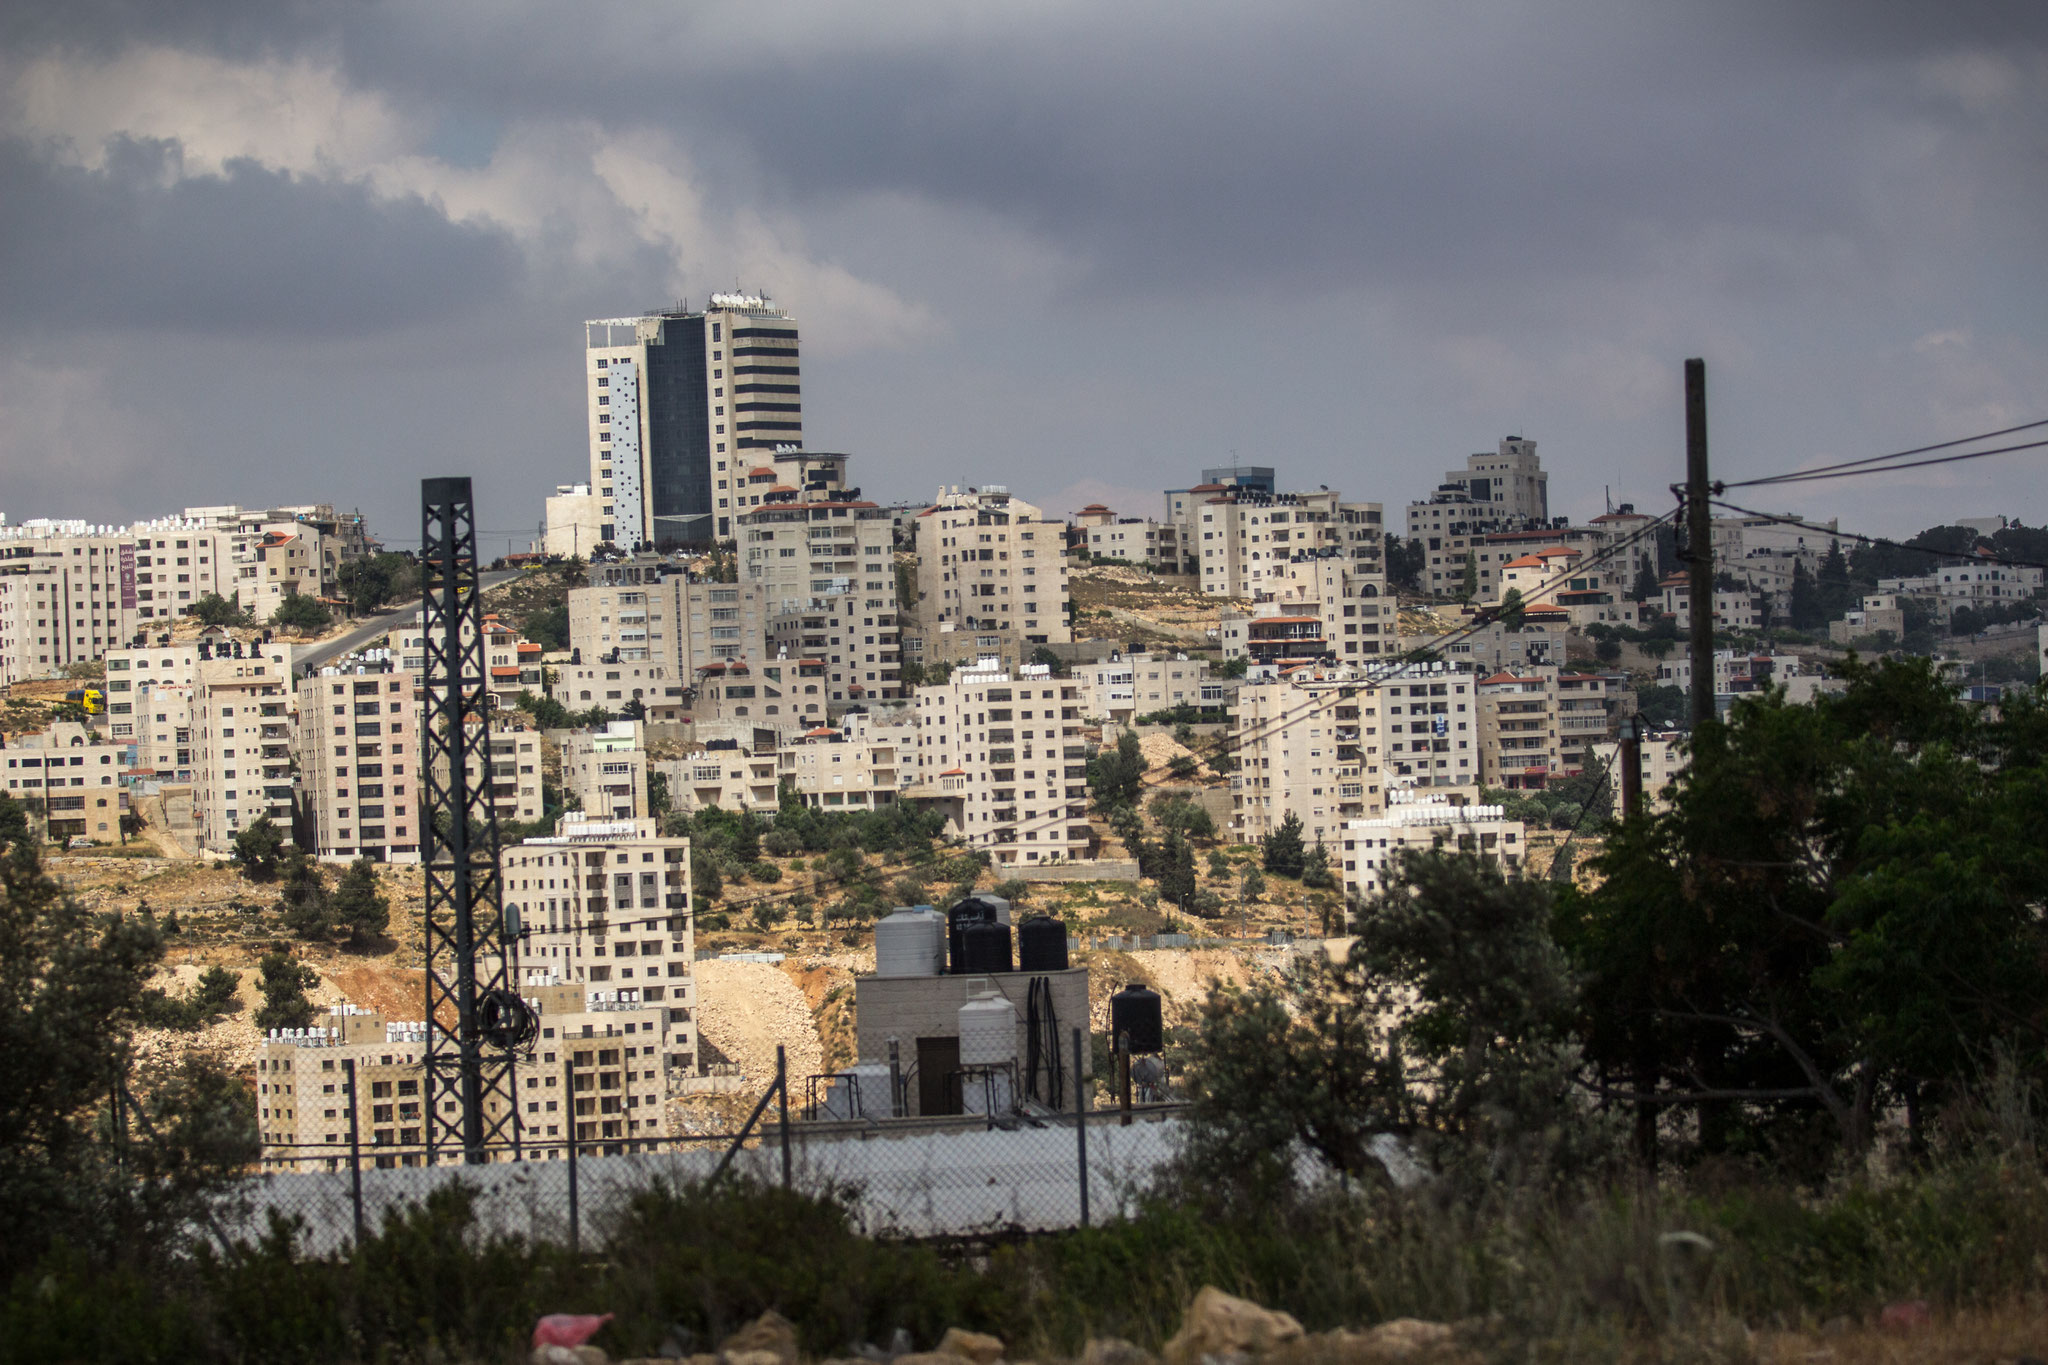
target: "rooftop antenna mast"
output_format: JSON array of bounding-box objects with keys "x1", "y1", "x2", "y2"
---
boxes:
[{"x1": 420, "y1": 476, "x2": 534, "y2": 1165}]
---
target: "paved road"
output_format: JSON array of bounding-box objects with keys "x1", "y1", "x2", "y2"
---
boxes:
[{"x1": 292, "y1": 570, "x2": 520, "y2": 672}]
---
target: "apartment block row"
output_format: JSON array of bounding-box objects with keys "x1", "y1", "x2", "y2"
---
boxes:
[
  {"x1": 1230, "y1": 658, "x2": 1622, "y2": 850},
  {"x1": 0, "y1": 503, "x2": 367, "y2": 685}
]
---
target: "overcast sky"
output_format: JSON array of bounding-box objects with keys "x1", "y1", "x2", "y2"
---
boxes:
[{"x1": 2, "y1": 2, "x2": 2044, "y2": 549}]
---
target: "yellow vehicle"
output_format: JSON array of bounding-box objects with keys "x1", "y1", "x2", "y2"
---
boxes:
[{"x1": 63, "y1": 687, "x2": 103, "y2": 715}]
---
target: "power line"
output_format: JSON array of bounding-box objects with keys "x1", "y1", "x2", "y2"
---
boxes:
[
  {"x1": 1709, "y1": 500, "x2": 2048, "y2": 577},
  {"x1": 1724, "y1": 419, "x2": 2048, "y2": 490}
]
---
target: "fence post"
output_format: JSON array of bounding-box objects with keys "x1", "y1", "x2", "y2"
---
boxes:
[
  {"x1": 887, "y1": 1036, "x2": 903, "y2": 1118},
  {"x1": 343, "y1": 1057, "x2": 365, "y2": 1247},
  {"x1": 776, "y1": 1045, "x2": 792, "y2": 1190},
  {"x1": 1073, "y1": 1027, "x2": 1089, "y2": 1229},
  {"x1": 564, "y1": 1051, "x2": 580, "y2": 1256}
]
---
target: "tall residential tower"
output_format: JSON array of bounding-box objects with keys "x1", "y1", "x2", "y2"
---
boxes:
[{"x1": 584, "y1": 295, "x2": 802, "y2": 549}]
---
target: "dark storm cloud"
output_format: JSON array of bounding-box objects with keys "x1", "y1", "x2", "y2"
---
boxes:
[
  {"x1": 0, "y1": 0, "x2": 349, "y2": 62},
  {"x1": 0, "y1": 136, "x2": 522, "y2": 335}
]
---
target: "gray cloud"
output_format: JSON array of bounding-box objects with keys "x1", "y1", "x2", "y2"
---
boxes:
[
  {"x1": 0, "y1": 136, "x2": 522, "y2": 336},
  {"x1": 1, "y1": 1, "x2": 2046, "y2": 542}
]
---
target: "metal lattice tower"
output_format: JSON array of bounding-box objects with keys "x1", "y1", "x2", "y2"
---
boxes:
[{"x1": 420, "y1": 477, "x2": 521, "y2": 1164}]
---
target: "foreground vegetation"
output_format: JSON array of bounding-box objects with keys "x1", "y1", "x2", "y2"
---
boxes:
[{"x1": 5, "y1": 658, "x2": 2048, "y2": 1360}]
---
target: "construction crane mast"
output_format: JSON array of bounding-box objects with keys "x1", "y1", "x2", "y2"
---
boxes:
[{"x1": 419, "y1": 476, "x2": 531, "y2": 1163}]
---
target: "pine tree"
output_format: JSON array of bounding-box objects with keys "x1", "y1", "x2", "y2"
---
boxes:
[
  {"x1": 277, "y1": 846, "x2": 330, "y2": 939},
  {"x1": 1631, "y1": 559, "x2": 1661, "y2": 604},
  {"x1": 1789, "y1": 558, "x2": 1820, "y2": 631},
  {"x1": 330, "y1": 856, "x2": 390, "y2": 949},
  {"x1": 231, "y1": 815, "x2": 285, "y2": 882},
  {"x1": 1301, "y1": 843, "x2": 1336, "y2": 889},
  {"x1": 1458, "y1": 552, "x2": 1478, "y2": 603},
  {"x1": 1263, "y1": 811, "x2": 1306, "y2": 878},
  {"x1": 1818, "y1": 540, "x2": 1853, "y2": 622},
  {"x1": 254, "y1": 951, "x2": 319, "y2": 1032},
  {"x1": 1159, "y1": 828, "x2": 1198, "y2": 911}
]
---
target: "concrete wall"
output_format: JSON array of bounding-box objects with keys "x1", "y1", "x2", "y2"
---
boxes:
[{"x1": 1014, "y1": 859, "x2": 1140, "y2": 883}]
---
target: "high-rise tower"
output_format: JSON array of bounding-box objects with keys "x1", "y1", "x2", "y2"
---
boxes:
[{"x1": 583, "y1": 295, "x2": 802, "y2": 549}]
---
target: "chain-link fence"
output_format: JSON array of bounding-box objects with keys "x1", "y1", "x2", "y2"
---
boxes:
[
  {"x1": 236, "y1": 1106, "x2": 1184, "y2": 1255},
  {"x1": 240, "y1": 1035, "x2": 1184, "y2": 1254}
]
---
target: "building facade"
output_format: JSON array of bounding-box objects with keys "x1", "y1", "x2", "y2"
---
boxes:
[
  {"x1": 584, "y1": 296, "x2": 802, "y2": 549},
  {"x1": 909, "y1": 661, "x2": 1090, "y2": 866},
  {"x1": 908, "y1": 488, "x2": 1071, "y2": 670}
]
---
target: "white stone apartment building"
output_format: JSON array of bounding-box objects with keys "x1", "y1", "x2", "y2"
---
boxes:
[
  {"x1": 1656, "y1": 576, "x2": 1767, "y2": 631},
  {"x1": 190, "y1": 640, "x2": 299, "y2": 853},
  {"x1": 1475, "y1": 666, "x2": 1614, "y2": 789},
  {"x1": 1069, "y1": 651, "x2": 1221, "y2": 725},
  {"x1": 568, "y1": 565, "x2": 771, "y2": 675},
  {"x1": 777, "y1": 709, "x2": 911, "y2": 812},
  {"x1": 0, "y1": 721, "x2": 129, "y2": 842},
  {"x1": 565, "y1": 720, "x2": 648, "y2": 820},
  {"x1": 909, "y1": 488, "x2": 1071, "y2": 670},
  {"x1": 1217, "y1": 555, "x2": 1398, "y2": 669},
  {"x1": 1341, "y1": 796, "x2": 1528, "y2": 902},
  {"x1": 1075, "y1": 505, "x2": 1187, "y2": 573},
  {"x1": 543, "y1": 482, "x2": 607, "y2": 559},
  {"x1": 658, "y1": 740, "x2": 782, "y2": 817},
  {"x1": 691, "y1": 655, "x2": 829, "y2": 735},
  {"x1": 1231, "y1": 661, "x2": 1480, "y2": 848},
  {"x1": 1193, "y1": 489, "x2": 1384, "y2": 600},
  {"x1": 257, "y1": 982, "x2": 674, "y2": 1167},
  {"x1": 1878, "y1": 557, "x2": 2046, "y2": 621},
  {"x1": 737, "y1": 488, "x2": 896, "y2": 617},
  {"x1": 293, "y1": 657, "x2": 420, "y2": 862},
  {"x1": 503, "y1": 814, "x2": 701, "y2": 1098},
  {"x1": 765, "y1": 592, "x2": 905, "y2": 712},
  {"x1": 910, "y1": 661, "x2": 1090, "y2": 866},
  {"x1": 555, "y1": 659, "x2": 688, "y2": 726}
]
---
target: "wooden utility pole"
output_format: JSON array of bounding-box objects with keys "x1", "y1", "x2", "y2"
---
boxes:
[{"x1": 1685, "y1": 359, "x2": 1715, "y2": 731}]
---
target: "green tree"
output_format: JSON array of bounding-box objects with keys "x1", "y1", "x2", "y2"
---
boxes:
[
  {"x1": 732, "y1": 811, "x2": 763, "y2": 866},
  {"x1": 516, "y1": 690, "x2": 574, "y2": 730},
  {"x1": 253, "y1": 951, "x2": 319, "y2": 1032},
  {"x1": 1300, "y1": 842, "x2": 1336, "y2": 889},
  {"x1": 336, "y1": 553, "x2": 398, "y2": 614},
  {"x1": 331, "y1": 856, "x2": 390, "y2": 949},
  {"x1": 1087, "y1": 730, "x2": 1148, "y2": 813},
  {"x1": 231, "y1": 815, "x2": 285, "y2": 882},
  {"x1": 1239, "y1": 864, "x2": 1266, "y2": 901},
  {"x1": 269, "y1": 592, "x2": 333, "y2": 633},
  {"x1": 277, "y1": 846, "x2": 331, "y2": 939},
  {"x1": 693, "y1": 856, "x2": 724, "y2": 904},
  {"x1": 1157, "y1": 828, "x2": 1198, "y2": 912},
  {"x1": 647, "y1": 770, "x2": 671, "y2": 819},
  {"x1": 1631, "y1": 558, "x2": 1662, "y2": 603},
  {"x1": 1816, "y1": 539, "x2": 1854, "y2": 621},
  {"x1": 1788, "y1": 557, "x2": 1821, "y2": 631},
  {"x1": 1262, "y1": 811, "x2": 1306, "y2": 877},
  {"x1": 188, "y1": 592, "x2": 248, "y2": 626},
  {"x1": 1457, "y1": 552, "x2": 1478, "y2": 602},
  {"x1": 0, "y1": 843, "x2": 256, "y2": 1280},
  {"x1": 0, "y1": 793, "x2": 28, "y2": 849},
  {"x1": 1559, "y1": 658, "x2": 2048, "y2": 1164},
  {"x1": 524, "y1": 603, "x2": 570, "y2": 651},
  {"x1": 1497, "y1": 587, "x2": 1527, "y2": 632},
  {"x1": 1027, "y1": 646, "x2": 1069, "y2": 677},
  {"x1": 1168, "y1": 753, "x2": 1200, "y2": 781}
]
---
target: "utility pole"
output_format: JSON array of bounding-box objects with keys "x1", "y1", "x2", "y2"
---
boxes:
[{"x1": 1684, "y1": 359, "x2": 1715, "y2": 732}]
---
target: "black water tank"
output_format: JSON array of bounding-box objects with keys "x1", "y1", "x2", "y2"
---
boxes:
[
  {"x1": 1017, "y1": 914, "x2": 1069, "y2": 972},
  {"x1": 958, "y1": 921, "x2": 1013, "y2": 973},
  {"x1": 947, "y1": 896, "x2": 1001, "y2": 973},
  {"x1": 1110, "y1": 983, "x2": 1164, "y2": 1054}
]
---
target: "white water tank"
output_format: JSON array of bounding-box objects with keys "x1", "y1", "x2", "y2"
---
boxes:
[
  {"x1": 982, "y1": 895, "x2": 1013, "y2": 926},
  {"x1": 958, "y1": 993, "x2": 1019, "y2": 1066},
  {"x1": 845, "y1": 1061, "x2": 895, "y2": 1119},
  {"x1": 875, "y1": 906, "x2": 945, "y2": 977}
]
